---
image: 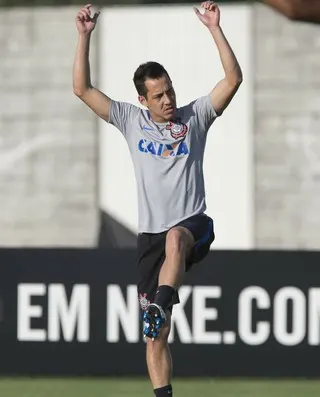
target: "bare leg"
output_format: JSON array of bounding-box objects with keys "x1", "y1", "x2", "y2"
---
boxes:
[
  {"x1": 145, "y1": 227, "x2": 194, "y2": 392},
  {"x1": 146, "y1": 313, "x2": 172, "y2": 389},
  {"x1": 158, "y1": 226, "x2": 194, "y2": 289}
]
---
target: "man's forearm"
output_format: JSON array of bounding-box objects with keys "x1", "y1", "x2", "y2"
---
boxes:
[
  {"x1": 209, "y1": 27, "x2": 242, "y2": 86},
  {"x1": 73, "y1": 33, "x2": 93, "y2": 96}
]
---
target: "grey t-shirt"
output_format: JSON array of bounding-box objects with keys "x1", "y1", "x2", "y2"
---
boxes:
[{"x1": 108, "y1": 95, "x2": 217, "y2": 233}]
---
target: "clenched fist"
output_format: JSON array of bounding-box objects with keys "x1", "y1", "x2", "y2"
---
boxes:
[
  {"x1": 76, "y1": 4, "x2": 100, "y2": 35},
  {"x1": 194, "y1": 1, "x2": 221, "y2": 29}
]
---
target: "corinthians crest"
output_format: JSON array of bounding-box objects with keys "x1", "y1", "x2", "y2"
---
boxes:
[
  {"x1": 139, "y1": 293, "x2": 150, "y2": 311},
  {"x1": 166, "y1": 118, "x2": 188, "y2": 140}
]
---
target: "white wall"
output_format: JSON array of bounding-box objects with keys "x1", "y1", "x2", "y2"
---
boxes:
[
  {"x1": 254, "y1": 3, "x2": 320, "y2": 249},
  {"x1": 98, "y1": 4, "x2": 254, "y2": 249},
  {"x1": 0, "y1": 7, "x2": 98, "y2": 247}
]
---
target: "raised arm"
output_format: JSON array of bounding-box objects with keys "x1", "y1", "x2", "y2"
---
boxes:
[
  {"x1": 194, "y1": 2, "x2": 243, "y2": 116},
  {"x1": 73, "y1": 4, "x2": 111, "y2": 121}
]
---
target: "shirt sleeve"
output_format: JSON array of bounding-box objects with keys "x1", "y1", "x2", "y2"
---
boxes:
[
  {"x1": 191, "y1": 95, "x2": 218, "y2": 132},
  {"x1": 108, "y1": 100, "x2": 140, "y2": 137}
]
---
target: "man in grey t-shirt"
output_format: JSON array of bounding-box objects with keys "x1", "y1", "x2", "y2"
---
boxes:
[{"x1": 73, "y1": 2, "x2": 242, "y2": 396}]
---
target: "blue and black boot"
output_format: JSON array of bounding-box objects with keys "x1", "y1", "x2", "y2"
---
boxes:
[{"x1": 143, "y1": 303, "x2": 166, "y2": 340}]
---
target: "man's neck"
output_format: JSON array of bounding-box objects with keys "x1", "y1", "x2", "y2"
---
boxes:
[
  {"x1": 148, "y1": 112, "x2": 167, "y2": 124},
  {"x1": 148, "y1": 110, "x2": 176, "y2": 124}
]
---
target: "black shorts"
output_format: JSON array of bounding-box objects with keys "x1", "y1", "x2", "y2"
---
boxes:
[{"x1": 136, "y1": 213, "x2": 215, "y2": 313}]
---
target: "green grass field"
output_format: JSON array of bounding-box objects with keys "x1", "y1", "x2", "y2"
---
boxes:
[{"x1": 0, "y1": 378, "x2": 320, "y2": 397}]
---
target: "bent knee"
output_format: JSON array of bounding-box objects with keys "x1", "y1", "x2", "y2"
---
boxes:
[{"x1": 166, "y1": 227, "x2": 193, "y2": 255}]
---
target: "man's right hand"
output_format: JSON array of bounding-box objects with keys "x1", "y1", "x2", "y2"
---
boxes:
[{"x1": 75, "y1": 4, "x2": 100, "y2": 35}]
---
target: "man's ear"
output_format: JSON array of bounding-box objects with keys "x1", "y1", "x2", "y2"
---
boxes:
[{"x1": 138, "y1": 95, "x2": 148, "y2": 107}]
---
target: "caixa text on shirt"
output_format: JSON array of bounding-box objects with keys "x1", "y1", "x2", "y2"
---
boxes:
[
  {"x1": 138, "y1": 139, "x2": 189, "y2": 158},
  {"x1": 16, "y1": 283, "x2": 320, "y2": 347}
]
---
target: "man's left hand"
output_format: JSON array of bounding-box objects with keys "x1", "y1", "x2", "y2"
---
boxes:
[{"x1": 194, "y1": 1, "x2": 221, "y2": 29}]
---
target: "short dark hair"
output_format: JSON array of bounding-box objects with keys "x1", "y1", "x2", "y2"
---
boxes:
[{"x1": 133, "y1": 61, "x2": 171, "y2": 97}]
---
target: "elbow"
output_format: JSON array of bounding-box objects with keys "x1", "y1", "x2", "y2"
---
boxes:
[
  {"x1": 236, "y1": 75, "x2": 243, "y2": 87},
  {"x1": 73, "y1": 86, "x2": 87, "y2": 98},
  {"x1": 228, "y1": 74, "x2": 243, "y2": 89},
  {"x1": 73, "y1": 86, "x2": 91, "y2": 98},
  {"x1": 73, "y1": 87, "x2": 83, "y2": 97},
  {"x1": 227, "y1": 67, "x2": 243, "y2": 88},
  {"x1": 237, "y1": 70, "x2": 243, "y2": 85}
]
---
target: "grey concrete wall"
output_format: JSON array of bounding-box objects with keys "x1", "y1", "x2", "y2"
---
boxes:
[
  {"x1": 254, "y1": 4, "x2": 320, "y2": 249},
  {"x1": 0, "y1": 7, "x2": 99, "y2": 246}
]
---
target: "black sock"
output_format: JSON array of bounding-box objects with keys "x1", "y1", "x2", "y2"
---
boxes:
[
  {"x1": 154, "y1": 285, "x2": 175, "y2": 311},
  {"x1": 154, "y1": 384, "x2": 173, "y2": 396}
]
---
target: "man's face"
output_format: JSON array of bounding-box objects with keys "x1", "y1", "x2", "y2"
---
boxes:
[{"x1": 139, "y1": 74, "x2": 177, "y2": 122}]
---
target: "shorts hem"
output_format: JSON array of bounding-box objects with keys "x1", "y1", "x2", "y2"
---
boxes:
[{"x1": 138, "y1": 208, "x2": 207, "y2": 234}]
